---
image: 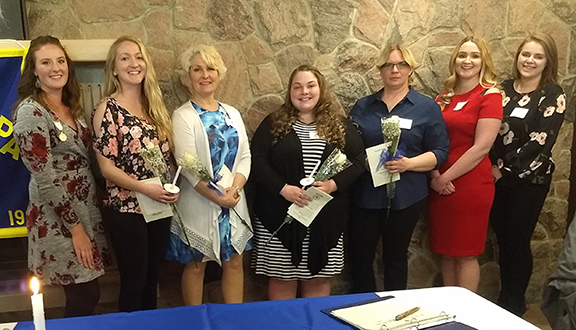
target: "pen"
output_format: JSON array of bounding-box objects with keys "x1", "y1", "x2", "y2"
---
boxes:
[{"x1": 395, "y1": 306, "x2": 420, "y2": 321}]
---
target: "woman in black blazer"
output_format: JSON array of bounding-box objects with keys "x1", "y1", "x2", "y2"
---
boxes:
[{"x1": 250, "y1": 65, "x2": 365, "y2": 300}]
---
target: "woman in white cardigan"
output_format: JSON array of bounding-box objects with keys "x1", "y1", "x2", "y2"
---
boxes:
[{"x1": 167, "y1": 45, "x2": 252, "y2": 305}]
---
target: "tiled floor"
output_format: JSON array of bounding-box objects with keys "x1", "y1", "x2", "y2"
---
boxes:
[{"x1": 0, "y1": 265, "x2": 553, "y2": 329}]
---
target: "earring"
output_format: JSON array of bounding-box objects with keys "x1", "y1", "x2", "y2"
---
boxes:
[
  {"x1": 113, "y1": 71, "x2": 117, "y2": 76},
  {"x1": 35, "y1": 77, "x2": 41, "y2": 89}
]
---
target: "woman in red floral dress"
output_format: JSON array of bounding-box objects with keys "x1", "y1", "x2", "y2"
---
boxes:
[{"x1": 12, "y1": 36, "x2": 109, "y2": 317}]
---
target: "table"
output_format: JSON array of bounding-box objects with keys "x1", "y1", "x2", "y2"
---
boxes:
[{"x1": 5, "y1": 287, "x2": 540, "y2": 330}]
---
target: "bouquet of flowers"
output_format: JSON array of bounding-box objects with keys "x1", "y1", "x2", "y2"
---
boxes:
[
  {"x1": 315, "y1": 148, "x2": 352, "y2": 181},
  {"x1": 380, "y1": 116, "x2": 403, "y2": 199},
  {"x1": 179, "y1": 153, "x2": 252, "y2": 233},
  {"x1": 139, "y1": 142, "x2": 191, "y2": 246},
  {"x1": 266, "y1": 148, "x2": 351, "y2": 245}
]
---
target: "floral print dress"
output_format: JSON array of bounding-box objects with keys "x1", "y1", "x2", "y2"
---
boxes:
[
  {"x1": 93, "y1": 98, "x2": 171, "y2": 213},
  {"x1": 13, "y1": 97, "x2": 109, "y2": 285},
  {"x1": 490, "y1": 79, "x2": 566, "y2": 184}
]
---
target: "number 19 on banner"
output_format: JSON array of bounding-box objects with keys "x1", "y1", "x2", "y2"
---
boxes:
[{"x1": 8, "y1": 210, "x2": 26, "y2": 226}]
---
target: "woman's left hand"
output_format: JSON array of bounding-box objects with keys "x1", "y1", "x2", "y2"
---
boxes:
[
  {"x1": 430, "y1": 176, "x2": 455, "y2": 196},
  {"x1": 313, "y1": 179, "x2": 338, "y2": 195},
  {"x1": 385, "y1": 156, "x2": 411, "y2": 173},
  {"x1": 70, "y1": 224, "x2": 94, "y2": 269}
]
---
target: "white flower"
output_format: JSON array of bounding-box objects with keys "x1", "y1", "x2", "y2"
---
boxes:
[
  {"x1": 502, "y1": 96, "x2": 510, "y2": 107},
  {"x1": 130, "y1": 126, "x2": 142, "y2": 139},
  {"x1": 497, "y1": 158, "x2": 504, "y2": 169},
  {"x1": 557, "y1": 94, "x2": 566, "y2": 113},
  {"x1": 538, "y1": 96, "x2": 546, "y2": 106},
  {"x1": 503, "y1": 131, "x2": 514, "y2": 145},
  {"x1": 529, "y1": 132, "x2": 539, "y2": 141},
  {"x1": 536, "y1": 132, "x2": 547, "y2": 145},
  {"x1": 529, "y1": 160, "x2": 542, "y2": 171},
  {"x1": 518, "y1": 95, "x2": 531, "y2": 107},
  {"x1": 499, "y1": 122, "x2": 510, "y2": 135},
  {"x1": 543, "y1": 106, "x2": 555, "y2": 117},
  {"x1": 518, "y1": 169, "x2": 532, "y2": 179}
]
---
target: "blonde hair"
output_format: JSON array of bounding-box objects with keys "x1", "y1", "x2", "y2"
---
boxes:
[
  {"x1": 104, "y1": 36, "x2": 172, "y2": 143},
  {"x1": 271, "y1": 65, "x2": 346, "y2": 149},
  {"x1": 439, "y1": 36, "x2": 498, "y2": 105},
  {"x1": 375, "y1": 44, "x2": 417, "y2": 84},
  {"x1": 177, "y1": 44, "x2": 227, "y2": 93}
]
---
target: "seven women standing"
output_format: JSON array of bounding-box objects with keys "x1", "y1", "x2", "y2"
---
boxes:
[
  {"x1": 489, "y1": 33, "x2": 566, "y2": 316},
  {"x1": 168, "y1": 45, "x2": 252, "y2": 305},
  {"x1": 251, "y1": 65, "x2": 365, "y2": 300},
  {"x1": 13, "y1": 36, "x2": 109, "y2": 317},
  {"x1": 92, "y1": 36, "x2": 177, "y2": 312},
  {"x1": 427, "y1": 36, "x2": 502, "y2": 292},
  {"x1": 348, "y1": 44, "x2": 449, "y2": 292}
]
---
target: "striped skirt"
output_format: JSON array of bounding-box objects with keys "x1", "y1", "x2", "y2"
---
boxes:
[{"x1": 251, "y1": 218, "x2": 344, "y2": 280}]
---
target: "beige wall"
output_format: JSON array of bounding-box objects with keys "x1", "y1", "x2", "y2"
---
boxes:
[{"x1": 25, "y1": 0, "x2": 575, "y2": 303}]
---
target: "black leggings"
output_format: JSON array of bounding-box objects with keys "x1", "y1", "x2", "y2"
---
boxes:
[
  {"x1": 490, "y1": 178, "x2": 550, "y2": 315},
  {"x1": 62, "y1": 279, "x2": 100, "y2": 317},
  {"x1": 103, "y1": 208, "x2": 171, "y2": 312},
  {"x1": 348, "y1": 199, "x2": 426, "y2": 292}
]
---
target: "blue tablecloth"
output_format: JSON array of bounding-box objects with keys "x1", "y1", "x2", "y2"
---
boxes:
[{"x1": 15, "y1": 293, "x2": 379, "y2": 330}]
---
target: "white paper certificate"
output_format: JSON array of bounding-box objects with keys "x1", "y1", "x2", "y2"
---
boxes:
[
  {"x1": 366, "y1": 143, "x2": 401, "y2": 187},
  {"x1": 288, "y1": 187, "x2": 333, "y2": 227},
  {"x1": 135, "y1": 177, "x2": 173, "y2": 222}
]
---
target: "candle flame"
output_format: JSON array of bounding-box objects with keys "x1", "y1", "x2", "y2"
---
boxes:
[{"x1": 30, "y1": 277, "x2": 40, "y2": 294}]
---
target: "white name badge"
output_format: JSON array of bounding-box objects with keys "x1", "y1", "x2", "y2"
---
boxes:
[
  {"x1": 398, "y1": 117, "x2": 413, "y2": 130},
  {"x1": 510, "y1": 107, "x2": 529, "y2": 119},
  {"x1": 309, "y1": 131, "x2": 320, "y2": 139},
  {"x1": 453, "y1": 101, "x2": 468, "y2": 111}
]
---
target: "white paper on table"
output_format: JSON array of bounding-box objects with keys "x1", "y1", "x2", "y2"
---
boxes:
[
  {"x1": 330, "y1": 297, "x2": 453, "y2": 330},
  {"x1": 366, "y1": 143, "x2": 401, "y2": 187},
  {"x1": 288, "y1": 187, "x2": 333, "y2": 227},
  {"x1": 135, "y1": 177, "x2": 173, "y2": 222}
]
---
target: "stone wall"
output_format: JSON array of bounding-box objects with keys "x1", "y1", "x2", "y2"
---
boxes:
[{"x1": 25, "y1": 0, "x2": 575, "y2": 304}]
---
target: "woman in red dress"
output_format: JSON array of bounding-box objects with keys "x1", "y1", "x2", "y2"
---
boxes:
[{"x1": 427, "y1": 36, "x2": 502, "y2": 291}]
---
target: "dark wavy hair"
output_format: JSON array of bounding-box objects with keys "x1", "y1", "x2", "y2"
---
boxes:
[
  {"x1": 512, "y1": 32, "x2": 558, "y2": 88},
  {"x1": 12, "y1": 35, "x2": 83, "y2": 119},
  {"x1": 271, "y1": 65, "x2": 346, "y2": 149}
]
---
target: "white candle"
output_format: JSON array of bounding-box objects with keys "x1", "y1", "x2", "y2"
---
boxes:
[
  {"x1": 30, "y1": 277, "x2": 46, "y2": 330},
  {"x1": 172, "y1": 165, "x2": 182, "y2": 186}
]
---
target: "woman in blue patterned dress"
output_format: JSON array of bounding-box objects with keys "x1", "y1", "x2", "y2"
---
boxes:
[{"x1": 168, "y1": 45, "x2": 252, "y2": 305}]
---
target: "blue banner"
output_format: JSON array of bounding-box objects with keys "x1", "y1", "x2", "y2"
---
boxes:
[{"x1": 0, "y1": 48, "x2": 29, "y2": 238}]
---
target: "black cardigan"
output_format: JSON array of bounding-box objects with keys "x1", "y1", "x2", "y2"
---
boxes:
[{"x1": 250, "y1": 114, "x2": 365, "y2": 275}]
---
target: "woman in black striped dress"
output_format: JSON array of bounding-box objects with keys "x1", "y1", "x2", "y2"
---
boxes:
[{"x1": 250, "y1": 65, "x2": 365, "y2": 300}]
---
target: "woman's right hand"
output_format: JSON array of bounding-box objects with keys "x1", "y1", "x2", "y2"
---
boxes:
[
  {"x1": 280, "y1": 184, "x2": 311, "y2": 207},
  {"x1": 491, "y1": 165, "x2": 502, "y2": 183},
  {"x1": 141, "y1": 183, "x2": 179, "y2": 204},
  {"x1": 218, "y1": 187, "x2": 240, "y2": 208}
]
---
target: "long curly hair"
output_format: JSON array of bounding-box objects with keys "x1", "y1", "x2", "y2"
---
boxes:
[
  {"x1": 271, "y1": 65, "x2": 346, "y2": 149},
  {"x1": 512, "y1": 32, "x2": 558, "y2": 88},
  {"x1": 12, "y1": 36, "x2": 83, "y2": 120},
  {"x1": 439, "y1": 36, "x2": 498, "y2": 105},
  {"x1": 104, "y1": 36, "x2": 172, "y2": 143}
]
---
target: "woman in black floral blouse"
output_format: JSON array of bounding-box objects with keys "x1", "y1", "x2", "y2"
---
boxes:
[
  {"x1": 489, "y1": 32, "x2": 566, "y2": 316},
  {"x1": 93, "y1": 36, "x2": 177, "y2": 312},
  {"x1": 12, "y1": 36, "x2": 109, "y2": 317}
]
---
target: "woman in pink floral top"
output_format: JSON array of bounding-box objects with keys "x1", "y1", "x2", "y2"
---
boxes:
[
  {"x1": 93, "y1": 36, "x2": 177, "y2": 312},
  {"x1": 12, "y1": 36, "x2": 109, "y2": 317}
]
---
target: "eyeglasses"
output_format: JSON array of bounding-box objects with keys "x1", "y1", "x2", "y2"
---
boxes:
[{"x1": 381, "y1": 61, "x2": 411, "y2": 70}]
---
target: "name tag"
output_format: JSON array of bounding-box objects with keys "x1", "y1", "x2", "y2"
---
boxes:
[
  {"x1": 510, "y1": 107, "x2": 529, "y2": 119},
  {"x1": 398, "y1": 117, "x2": 413, "y2": 130},
  {"x1": 309, "y1": 131, "x2": 320, "y2": 139},
  {"x1": 453, "y1": 101, "x2": 468, "y2": 111}
]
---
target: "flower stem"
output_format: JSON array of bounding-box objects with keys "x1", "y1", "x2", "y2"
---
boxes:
[{"x1": 265, "y1": 214, "x2": 293, "y2": 246}]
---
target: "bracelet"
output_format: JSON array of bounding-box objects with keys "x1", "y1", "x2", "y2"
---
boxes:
[{"x1": 235, "y1": 186, "x2": 241, "y2": 195}]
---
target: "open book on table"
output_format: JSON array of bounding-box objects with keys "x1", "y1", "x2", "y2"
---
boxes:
[{"x1": 322, "y1": 295, "x2": 477, "y2": 330}]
